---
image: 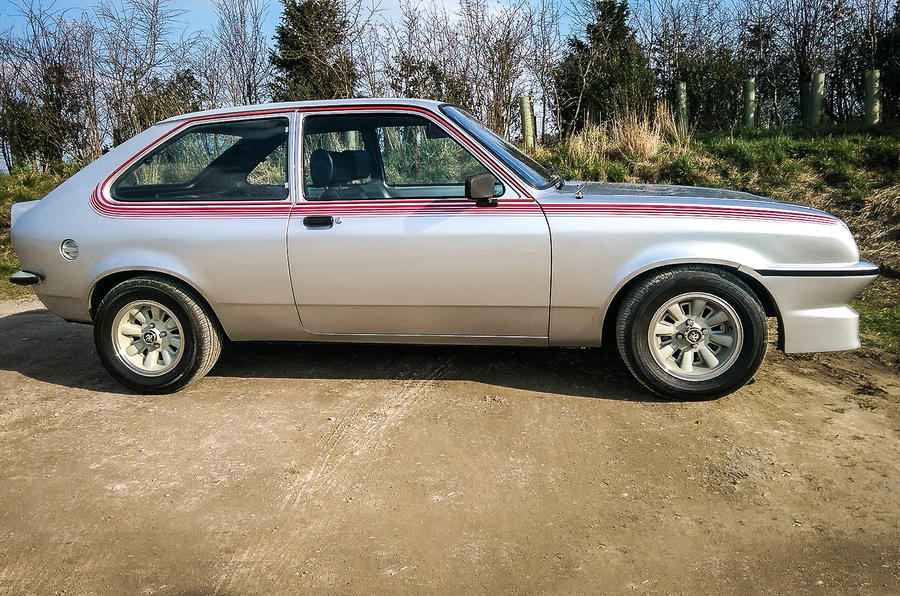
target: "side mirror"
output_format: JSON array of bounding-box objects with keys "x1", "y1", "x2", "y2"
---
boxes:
[{"x1": 465, "y1": 172, "x2": 498, "y2": 207}]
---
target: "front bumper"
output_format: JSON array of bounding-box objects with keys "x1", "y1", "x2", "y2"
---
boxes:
[
  {"x1": 8, "y1": 270, "x2": 42, "y2": 286},
  {"x1": 754, "y1": 261, "x2": 879, "y2": 353}
]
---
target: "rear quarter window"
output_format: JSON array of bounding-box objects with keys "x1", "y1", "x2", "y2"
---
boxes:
[{"x1": 111, "y1": 117, "x2": 289, "y2": 202}]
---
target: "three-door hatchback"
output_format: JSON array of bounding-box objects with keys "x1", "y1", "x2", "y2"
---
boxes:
[{"x1": 10, "y1": 99, "x2": 879, "y2": 398}]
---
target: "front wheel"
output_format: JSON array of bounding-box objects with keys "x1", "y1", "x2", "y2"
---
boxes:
[
  {"x1": 616, "y1": 267, "x2": 768, "y2": 400},
  {"x1": 94, "y1": 276, "x2": 223, "y2": 393}
]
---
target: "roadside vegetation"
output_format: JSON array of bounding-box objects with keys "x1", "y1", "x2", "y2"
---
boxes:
[{"x1": 1, "y1": 121, "x2": 897, "y2": 352}]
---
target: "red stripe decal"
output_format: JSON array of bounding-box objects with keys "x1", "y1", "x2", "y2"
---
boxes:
[{"x1": 538, "y1": 203, "x2": 838, "y2": 225}]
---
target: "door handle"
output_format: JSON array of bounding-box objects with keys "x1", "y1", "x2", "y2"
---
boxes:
[{"x1": 302, "y1": 215, "x2": 334, "y2": 229}]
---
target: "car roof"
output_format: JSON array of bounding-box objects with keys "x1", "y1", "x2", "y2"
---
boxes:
[{"x1": 159, "y1": 98, "x2": 447, "y2": 124}]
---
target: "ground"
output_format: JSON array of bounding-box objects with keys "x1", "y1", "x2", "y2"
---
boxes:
[{"x1": 0, "y1": 298, "x2": 898, "y2": 594}]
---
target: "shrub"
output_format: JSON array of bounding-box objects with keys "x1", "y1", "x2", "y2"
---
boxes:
[{"x1": 607, "y1": 112, "x2": 663, "y2": 161}]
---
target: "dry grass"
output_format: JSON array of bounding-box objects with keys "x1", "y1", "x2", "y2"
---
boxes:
[
  {"x1": 601, "y1": 105, "x2": 693, "y2": 161},
  {"x1": 607, "y1": 112, "x2": 664, "y2": 161},
  {"x1": 568, "y1": 123, "x2": 606, "y2": 161}
]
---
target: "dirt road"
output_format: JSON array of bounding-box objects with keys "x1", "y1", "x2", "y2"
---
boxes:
[{"x1": 0, "y1": 298, "x2": 898, "y2": 594}]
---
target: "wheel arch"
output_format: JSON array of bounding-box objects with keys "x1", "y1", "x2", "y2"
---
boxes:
[
  {"x1": 89, "y1": 269, "x2": 225, "y2": 338},
  {"x1": 600, "y1": 262, "x2": 783, "y2": 350}
]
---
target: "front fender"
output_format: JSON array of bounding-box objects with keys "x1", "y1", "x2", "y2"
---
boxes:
[
  {"x1": 549, "y1": 241, "x2": 768, "y2": 346},
  {"x1": 606, "y1": 241, "x2": 768, "y2": 298},
  {"x1": 545, "y1": 214, "x2": 858, "y2": 346}
]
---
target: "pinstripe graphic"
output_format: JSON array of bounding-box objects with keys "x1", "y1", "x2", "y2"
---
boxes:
[
  {"x1": 539, "y1": 202, "x2": 840, "y2": 226},
  {"x1": 289, "y1": 198, "x2": 542, "y2": 217}
]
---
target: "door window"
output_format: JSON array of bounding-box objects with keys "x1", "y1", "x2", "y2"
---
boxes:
[
  {"x1": 112, "y1": 117, "x2": 289, "y2": 202},
  {"x1": 302, "y1": 113, "x2": 501, "y2": 200}
]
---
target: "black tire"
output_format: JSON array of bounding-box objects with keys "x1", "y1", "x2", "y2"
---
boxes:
[
  {"x1": 93, "y1": 275, "x2": 223, "y2": 394},
  {"x1": 616, "y1": 266, "x2": 767, "y2": 401}
]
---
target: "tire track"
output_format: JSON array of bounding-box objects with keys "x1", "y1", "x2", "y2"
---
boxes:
[{"x1": 213, "y1": 357, "x2": 453, "y2": 593}]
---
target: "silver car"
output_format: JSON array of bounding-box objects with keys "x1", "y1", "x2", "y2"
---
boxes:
[{"x1": 9, "y1": 99, "x2": 878, "y2": 398}]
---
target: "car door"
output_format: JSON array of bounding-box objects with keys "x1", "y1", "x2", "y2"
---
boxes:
[{"x1": 287, "y1": 108, "x2": 551, "y2": 338}]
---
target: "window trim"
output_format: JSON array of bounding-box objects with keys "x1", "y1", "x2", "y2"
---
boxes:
[
  {"x1": 298, "y1": 109, "x2": 510, "y2": 203},
  {"x1": 107, "y1": 114, "x2": 293, "y2": 204}
]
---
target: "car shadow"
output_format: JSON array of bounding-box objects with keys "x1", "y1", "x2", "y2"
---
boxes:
[{"x1": 0, "y1": 308, "x2": 659, "y2": 402}]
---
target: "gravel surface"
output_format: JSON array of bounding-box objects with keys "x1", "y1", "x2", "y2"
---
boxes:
[{"x1": 1, "y1": 298, "x2": 898, "y2": 594}]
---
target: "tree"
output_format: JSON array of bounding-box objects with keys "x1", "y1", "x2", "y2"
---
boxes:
[
  {"x1": 555, "y1": 0, "x2": 656, "y2": 135},
  {"x1": 877, "y1": 0, "x2": 900, "y2": 119},
  {"x1": 387, "y1": 52, "x2": 468, "y2": 104},
  {"x1": 132, "y1": 70, "x2": 204, "y2": 135},
  {"x1": 739, "y1": 2, "x2": 791, "y2": 127},
  {"x1": 97, "y1": 0, "x2": 196, "y2": 144},
  {"x1": 0, "y1": 94, "x2": 42, "y2": 170},
  {"x1": 527, "y1": 0, "x2": 564, "y2": 140},
  {"x1": 773, "y1": 0, "x2": 843, "y2": 123},
  {"x1": 214, "y1": 0, "x2": 271, "y2": 106},
  {"x1": 270, "y1": 0, "x2": 356, "y2": 101},
  {"x1": 0, "y1": 2, "x2": 99, "y2": 169}
]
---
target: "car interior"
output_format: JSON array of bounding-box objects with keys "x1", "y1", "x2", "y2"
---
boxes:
[{"x1": 308, "y1": 148, "x2": 391, "y2": 200}]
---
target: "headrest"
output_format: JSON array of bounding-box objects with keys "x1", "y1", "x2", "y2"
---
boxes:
[{"x1": 310, "y1": 149, "x2": 372, "y2": 187}]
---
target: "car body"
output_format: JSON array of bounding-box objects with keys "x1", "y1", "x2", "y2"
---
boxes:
[{"x1": 9, "y1": 98, "x2": 878, "y2": 397}]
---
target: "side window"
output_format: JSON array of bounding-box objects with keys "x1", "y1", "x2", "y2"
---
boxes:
[
  {"x1": 112, "y1": 117, "x2": 289, "y2": 202},
  {"x1": 302, "y1": 113, "x2": 501, "y2": 201},
  {"x1": 378, "y1": 124, "x2": 486, "y2": 186},
  {"x1": 248, "y1": 137, "x2": 288, "y2": 186}
]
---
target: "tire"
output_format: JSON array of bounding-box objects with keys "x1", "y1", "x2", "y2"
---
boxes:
[
  {"x1": 93, "y1": 275, "x2": 223, "y2": 394},
  {"x1": 616, "y1": 266, "x2": 767, "y2": 401}
]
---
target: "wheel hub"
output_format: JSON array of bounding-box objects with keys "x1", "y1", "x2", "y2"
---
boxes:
[
  {"x1": 111, "y1": 300, "x2": 184, "y2": 377},
  {"x1": 685, "y1": 327, "x2": 703, "y2": 344},
  {"x1": 647, "y1": 292, "x2": 744, "y2": 381}
]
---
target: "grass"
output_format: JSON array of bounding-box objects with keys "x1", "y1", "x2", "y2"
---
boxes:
[
  {"x1": 0, "y1": 167, "x2": 76, "y2": 299},
  {"x1": 1, "y1": 121, "x2": 898, "y2": 351},
  {"x1": 853, "y1": 277, "x2": 900, "y2": 352}
]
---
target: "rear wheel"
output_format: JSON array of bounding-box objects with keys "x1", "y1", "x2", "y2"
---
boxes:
[
  {"x1": 616, "y1": 267, "x2": 767, "y2": 400},
  {"x1": 94, "y1": 276, "x2": 223, "y2": 393}
]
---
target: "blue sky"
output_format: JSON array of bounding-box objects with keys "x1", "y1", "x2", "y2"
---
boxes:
[
  {"x1": 0, "y1": 0, "x2": 413, "y2": 37},
  {"x1": 0, "y1": 0, "x2": 280, "y2": 37}
]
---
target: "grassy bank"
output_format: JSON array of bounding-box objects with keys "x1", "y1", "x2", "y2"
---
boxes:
[{"x1": 1, "y1": 125, "x2": 897, "y2": 351}]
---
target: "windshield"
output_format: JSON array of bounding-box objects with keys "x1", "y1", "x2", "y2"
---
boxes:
[{"x1": 440, "y1": 105, "x2": 554, "y2": 188}]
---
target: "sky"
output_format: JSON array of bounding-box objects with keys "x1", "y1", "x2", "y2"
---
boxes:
[
  {"x1": 1, "y1": 0, "x2": 278, "y2": 37},
  {"x1": 0, "y1": 0, "x2": 411, "y2": 38}
]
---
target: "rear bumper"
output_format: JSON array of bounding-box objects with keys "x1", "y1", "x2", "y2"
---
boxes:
[
  {"x1": 754, "y1": 261, "x2": 878, "y2": 353},
  {"x1": 8, "y1": 270, "x2": 42, "y2": 286}
]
